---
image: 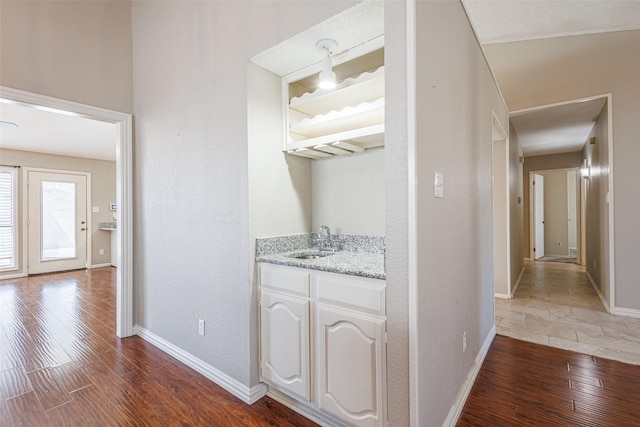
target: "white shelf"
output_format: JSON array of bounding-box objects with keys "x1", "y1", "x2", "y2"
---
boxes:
[
  {"x1": 286, "y1": 124, "x2": 384, "y2": 153},
  {"x1": 289, "y1": 66, "x2": 384, "y2": 116},
  {"x1": 285, "y1": 64, "x2": 384, "y2": 158},
  {"x1": 290, "y1": 98, "x2": 384, "y2": 138}
]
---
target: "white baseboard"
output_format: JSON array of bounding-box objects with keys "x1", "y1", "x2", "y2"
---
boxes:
[
  {"x1": 133, "y1": 325, "x2": 267, "y2": 404},
  {"x1": 510, "y1": 267, "x2": 525, "y2": 298},
  {"x1": 0, "y1": 272, "x2": 27, "y2": 280},
  {"x1": 586, "y1": 271, "x2": 611, "y2": 313},
  {"x1": 494, "y1": 293, "x2": 510, "y2": 299},
  {"x1": 612, "y1": 307, "x2": 640, "y2": 319},
  {"x1": 89, "y1": 263, "x2": 112, "y2": 269},
  {"x1": 443, "y1": 325, "x2": 496, "y2": 427}
]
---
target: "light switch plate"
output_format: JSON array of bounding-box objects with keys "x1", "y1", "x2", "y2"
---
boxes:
[
  {"x1": 434, "y1": 171, "x2": 444, "y2": 198},
  {"x1": 92, "y1": 206, "x2": 99, "y2": 213}
]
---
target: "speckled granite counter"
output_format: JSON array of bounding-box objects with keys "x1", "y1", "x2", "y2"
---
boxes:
[{"x1": 256, "y1": 234, "x2": 385, "y2": 280}]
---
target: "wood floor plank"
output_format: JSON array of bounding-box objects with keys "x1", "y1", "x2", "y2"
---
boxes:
[
  {"x1": 458, "y1": 335, "x2": 640, "y2": 426},
  {"x1": 0, "y1": 367, "x2": 31, "y2": 400},
  {"x1": 26, "y1": 367, "x2": 73, "y2": 410},
  {"x1": 5, "y1": 391, "x2": 49, "y2": 427}
]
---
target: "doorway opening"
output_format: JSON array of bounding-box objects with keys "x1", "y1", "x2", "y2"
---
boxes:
[
  {"x1": 529, "y1": 168, "x2": 581, "y2": 265},
  {"x1": 0, "y1": 86, "x2": 133, "y2": 337},
  {"x1": 512, "y1": 93, "x2": 614, "y2": 312}
]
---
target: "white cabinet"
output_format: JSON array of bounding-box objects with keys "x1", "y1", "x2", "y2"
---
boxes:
[
  {"x1": 316, "y1": 305, "x2": 386, "y2": 427},
  {"x1": 259, "y1": 264, "x2": 386, "y2": 427},
  {"x1": 260, "y1": 290, "x2": 311, "y2": 402},
  {"x1": 259, "y1": 264, "x2": 311, "y2": 402}
]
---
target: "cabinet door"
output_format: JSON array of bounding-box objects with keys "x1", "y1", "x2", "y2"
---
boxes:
[
  {"x1": 260, "y1": 290, "x2": 311, "y2": 402},
  {"x1": 316, "y1": 304, "x2": 386, "y2": 427}
]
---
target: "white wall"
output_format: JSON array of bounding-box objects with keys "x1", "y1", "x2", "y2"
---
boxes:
[
  {"x1": 312, "y1": 147, "x2": 385, "y2": 235},
  {"x1": 485, "y1": 30, "x2": 640, "y2": 312},
  {"x1": 413, "y1": 2, "x2": 508, "y2": 424}
]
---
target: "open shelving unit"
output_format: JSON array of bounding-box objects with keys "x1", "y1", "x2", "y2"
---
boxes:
[{"x1": 284, "y1": 57, "x2": 384, "y2": 159}]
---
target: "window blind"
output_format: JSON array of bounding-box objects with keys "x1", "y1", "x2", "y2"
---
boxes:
[{"x1": 0, "y1": 167, "x2": 17, "y2": 270}]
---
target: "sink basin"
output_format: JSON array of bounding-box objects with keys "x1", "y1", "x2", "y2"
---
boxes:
[{"x1": 289, "y1": 252, "x2": 334, "y2": 260}]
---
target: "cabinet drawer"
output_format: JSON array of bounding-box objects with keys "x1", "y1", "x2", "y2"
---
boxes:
[
  {"x1": 313, "y1": 272, "x2": 386, "y2": 316},
  {"x1": 260, "y1": 264, "x2": 310, "y2": 297}
]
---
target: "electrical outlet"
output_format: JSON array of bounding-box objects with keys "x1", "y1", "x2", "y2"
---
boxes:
[
  {"x1": 99, "y1": 249, "x2": 104, "y2": 255},
  {"x1": 198, "y1": 319, "x2": 205, "y2": 336},
  {"x1": 463, "y1": 332, "x2": 467, "y2": 353},
  {"x1": 593, "y1": 259, "x2": 597, "y2": 269}
]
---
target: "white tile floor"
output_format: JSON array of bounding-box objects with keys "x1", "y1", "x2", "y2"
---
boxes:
[{"x1": 495, "y1": 259, "x2": 640, "y2": 366}]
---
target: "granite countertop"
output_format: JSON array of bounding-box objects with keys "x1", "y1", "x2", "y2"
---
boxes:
[
  {"x1": 256, "y1": 234, "x2": 385, "y2": 280},
  {"x1": 98, "y1": 222, "x2": 117, "y2": 230}
]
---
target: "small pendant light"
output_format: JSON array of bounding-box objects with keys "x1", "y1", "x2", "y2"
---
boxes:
[{"x1": 316, "y1": 39, "x2": 338, "y2": 90}]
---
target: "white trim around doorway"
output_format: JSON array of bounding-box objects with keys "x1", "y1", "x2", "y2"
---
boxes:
[{"x1": 0, "y1": 86, "x2": 134, "y2": 338}]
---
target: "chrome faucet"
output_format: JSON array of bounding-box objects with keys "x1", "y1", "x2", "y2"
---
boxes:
[{"x1": 318, "y1": 225, "x2": 332, "y2": 250}]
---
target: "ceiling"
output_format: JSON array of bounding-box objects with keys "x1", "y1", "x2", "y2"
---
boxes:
[
  {"x1": 510, "y1": 98, "x2": 606, "y2": 157},
  {"x1": 1, "y1": 0, "x2": 637, "y2": 161},
  {"x1": 462, "y1": 0, "x2": 640, "y2": 45},
  {"x1": 0, "y1": 101, "x2": 117, "y2": 161},
  {"x1": 463, "y1": 0, "x2": 640, "y2": 157}
]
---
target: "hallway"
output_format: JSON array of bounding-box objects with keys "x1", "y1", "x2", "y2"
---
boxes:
[{"x1": 496, "y1": 260, "x2": 640, "y2": 365}]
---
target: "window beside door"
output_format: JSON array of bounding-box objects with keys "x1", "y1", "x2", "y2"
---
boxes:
[{"x1": 0, "y1": 166, "x2": 18, "y2": 271}]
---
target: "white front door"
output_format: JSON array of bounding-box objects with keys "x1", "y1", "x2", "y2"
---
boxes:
[
  {"x1": 28, "y1": 171, "x2": 88, "y2": 274},
  {"x1": 533, "y1": 173, "x2": 545, "y2": 259}
]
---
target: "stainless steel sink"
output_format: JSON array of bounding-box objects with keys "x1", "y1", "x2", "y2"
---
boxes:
[{"x1": 288, "y1": 252, "x2": 334, "y2": 260}]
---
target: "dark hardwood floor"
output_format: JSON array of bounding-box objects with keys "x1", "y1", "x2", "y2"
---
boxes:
[
  {"x1": 458, "y1": 334, "x2": 640, "y2": 426},
  {"x1": 0, "y1": 268, "x2": 317, "y2": 426}
]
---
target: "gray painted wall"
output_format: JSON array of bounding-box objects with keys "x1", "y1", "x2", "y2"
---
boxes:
[
  {"x1": 413, "y1": 2, "x2": 508, "y2": 424},
  {"x1": 312, "y1": 147, "x2": 385, "y2": 236},
  {"x1": 583, "y1": 107, "x2": 610, "y2": 305},
  {"x1": 384, "y1": 2, "x2": 410, "y2": 424},
  {"x1": 0, "y1": 0, "x2": 133, "y2": 113},
  {"x1": 131, "y1": 0, "x2": 360, "y2": 391},
  {"x1": 508, "y1": 123, "x2": 524, "y2": 289},
  {"x1": 485, "y1": 30, "x2": 640, "y2": 311}
]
